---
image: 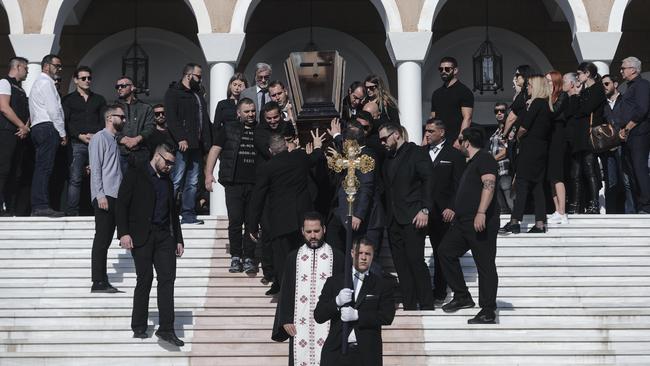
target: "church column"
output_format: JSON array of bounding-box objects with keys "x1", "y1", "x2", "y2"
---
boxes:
[
  {"x1": 8, "y1": 34, "x2": 57, "y2": 95},
  {"x1": 198, "y1": 33, "x2": 246, "y2": 216},
  {"x1": 386, "y1": 31, "x2": 433, "y2": 145},
  {"x1": 572, "y1": 32, "x2": 622, "y2": 76}
]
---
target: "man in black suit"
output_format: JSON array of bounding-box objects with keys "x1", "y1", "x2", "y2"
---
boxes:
[
  {"x1": 422, "y1": 119, "x2": 466, "y2": 303},
  {"x1": 248, "y1": 131, "x2": 325, "y2": 295},
  {"x1": 378, "y1": 123, "x2": 435, "y2": 310},
  {"x1": 116, "y1": 143, "x2": 185, "y2": 346},
  {"x1": 315, "y1": 237, "x2": 396, "y2": 366}
]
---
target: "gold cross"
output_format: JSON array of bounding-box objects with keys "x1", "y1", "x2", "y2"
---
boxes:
[{"x1": 327, "y1": 139, "x2": 375, "y2": 215}]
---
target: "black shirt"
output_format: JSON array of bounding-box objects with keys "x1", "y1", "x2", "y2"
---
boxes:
[
  {"x1": 147, "y1": 128, "x2": 175, "y2": 154},
  {"x1": 213, "y1": 98, "x2": 238, "y2": 129},
  {"x1": 430, "y1": 81, "x2": 474, "y2": 141},
  {"x1": 62, "y1": 91, "x2": 107, "y2": 142},
  {"x1": 147, "y1": 163, "x2": 170, "y2": 227},
  {"x1": 454, "y1": 150, "x2": 499, "y2": 220}
]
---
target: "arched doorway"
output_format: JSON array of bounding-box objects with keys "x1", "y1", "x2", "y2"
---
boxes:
[
  {"x1": 610, "y1": 0, "x2": 650, "y2": 76},
  {"x1": 0, "y1": 4, "x2": 15, "y2": 61},
  {"x1": 424, "y1": 0, "x2": 578, "y2": 124},
  {"x1": 244, "y1": 27, "x2": 389, "y2": 94},
  {"x1": 239, "y1": 0, "x2": 395, "y2": 92}
]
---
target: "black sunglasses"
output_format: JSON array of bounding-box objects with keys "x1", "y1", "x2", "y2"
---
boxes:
[
  {"x1": 379, "y1": 131, "x2": 394, "y2": 143},
  {"x1": 111, "y1": 114, "x2": 126, "y2": 121},
  {"x1": 158, "y1": 153, "x2": 175, "y2": 167},
  {"x1": 494, "y1": 109, "x2": 506, "y2": 114},
  {"x1": 49, "y1": 63, "x2": 63, "y2": 70},
  {"x1": 155, "y1": 111, "x2": 165, "y2": 117},
  {"x1": 365, "y1": 85, "x2": 377, "y2": 91},
  {"x1": 438, "y1": 66, "x2": 454, "y2": 73},
  {"x1": 603, "y1": 81, "x2": 611, "y2": 86},
  {"x1": 78, "y1": 76, "x2": 92, "y2": 82},
  {"x1": 192, "y1": 73, "x2": 202, "y2": 81},
  {"x1": 115, "y1": 83, "x2": 132, "y2": 90}
]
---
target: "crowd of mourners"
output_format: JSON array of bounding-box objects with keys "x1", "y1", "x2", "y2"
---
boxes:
[{"x1": 0, "y1": 53, "x2": 649, "y2": 343}]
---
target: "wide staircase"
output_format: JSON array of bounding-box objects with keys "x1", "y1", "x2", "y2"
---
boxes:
[{"x1": 0, "y1": 215, "x2": 649, "y2": 365}]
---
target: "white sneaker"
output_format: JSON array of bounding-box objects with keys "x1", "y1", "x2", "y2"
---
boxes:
[
  {"x1": 559, "y1": 214, "x2": 569, "y2": 225},
  {"x1": 548, "y1": 212, "x2": 562, "y2": 224}
]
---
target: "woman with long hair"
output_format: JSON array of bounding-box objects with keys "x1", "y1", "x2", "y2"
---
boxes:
[
  {"x1": 213, "y1": 72, "x2": 248, "y2": 128},
  {"x1": 566, "y1": 62, "x2": 606, "y2": 214},
  {"x1": 504, "y1": 65, "x2": 536, "y2": 136},
  {"x1": 546, "y1": 71, "x2": 570, "y2": 224},
  {"x1": 364, "y1": 74, "x2": 400, "y2": 123},
  {"x1": 500, "y1": 75, "x2": 553, "y2": 234}
]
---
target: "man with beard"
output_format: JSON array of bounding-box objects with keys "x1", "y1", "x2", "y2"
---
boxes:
[
  {"x1": 438, "y1": 127, "x2": 499, "y2": 324},
  {"x1": 146, "y1": 104, "x2": 174, "y2": 155},
  {"x1": 430, "y1": 57, "x2": 474, "y2": 146},
  {"x1": 117, "y1": 143, "x2": 185, "y2": 346},
  {"x1": 341, "y1": 82, "x2": 366, "y2": 124},
  {"x1": 254, "y1": 102, "x2": 296, "y2": 161},
  {"x1": 378, "y1": 123, "x2": 435, "y2": 310},
  {"x1": 272, "y1": 212, "x2": 343, "y2": 366},
  {"x1": 114, "y1": 75, "x2": 154, "y2": 172},
  {"x1": 204, "y1": 98, "x2": 259, "y2": 274},
  {"x1": 241, "y1": 63, "x2": 272, "y2": 118},
  {"x1": 88, "y1": 104, "x2": 125, "y2": 293},
  {"x1": 165, "y1": 63, "x2": 211, "y2": 225}
]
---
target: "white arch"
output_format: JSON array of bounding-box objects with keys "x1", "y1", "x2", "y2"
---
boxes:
[
  {"x1": 229, "y1": 0, "x2": 403, "y2": 33},
  {"x1": 0, "y1": 0, "x2": 24, "y2": 34},
  {"x1": 41, "y1": 0, "x2": 211, "y2": 35},
  {"x1": 418, "y1": 0, "x2": 590, "y2": 34},
  {"x1": 608, "y1": 0, "x2": 632, "y2": 32}
]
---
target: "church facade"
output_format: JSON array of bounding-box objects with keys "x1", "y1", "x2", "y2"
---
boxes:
[{"x1": 0, "y1": 0, "x2": 647, "y2": 213}]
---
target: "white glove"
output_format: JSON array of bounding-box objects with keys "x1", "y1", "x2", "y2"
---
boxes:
[
  {"x1": 335, "y1": 288, "x2": 354, "y2": 307},
  {"x1": 340, "y1": 306, "x2": 359, "y2": 322}
]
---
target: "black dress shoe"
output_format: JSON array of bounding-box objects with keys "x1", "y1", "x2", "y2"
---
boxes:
[
  {"x1": 442, "y1": 297, "x2": 475, "y2": 313},
  {"x1": 419, "y1": 304, "x2": 435, "y2": 311},
  {"x1": 133, "y1": 330, "x2": 148, "y2": 339},
  {"x1": 265, "y1": 282, "x2": 280, "y2": 296},
  {"x1": 468, "y1": 308, "x2": 496, "y2": 324},
  {"x1": 155, "y1": 330, "x2": 184, "y2": 347},
  {"x1": 498, "y1": 222, "x2": 520, "y2": 235},
  {"x1": 91, "y1": 282, "x2": 120, "y2": 293},
  {"x1": 527, "y1": 225, "x2": 547, "y2": 233},
  {"x1": 31, "y1": 208, "x2": 65, "y2": 217}
]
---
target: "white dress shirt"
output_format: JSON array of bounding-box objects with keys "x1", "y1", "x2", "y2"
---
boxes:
[
  {"x1": 348, "y1": 269, "x2": 368, "y2": 343},
  {"x1": 29, "y1": 72, "x2": 66, "y2": 137},
  {"x1": 429, "y1": 139, "x2": 446, "y2": 162}
]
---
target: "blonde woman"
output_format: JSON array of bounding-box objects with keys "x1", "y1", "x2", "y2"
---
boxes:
[
  {"x1": 364, "y1": 74, "x2": 400, "y2": 123},
  {"x1": 499, "y1": 75, "x2": 553, "y2": 234}
]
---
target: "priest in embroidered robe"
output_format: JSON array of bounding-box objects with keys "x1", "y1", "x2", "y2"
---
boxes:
[{"x1": 272, "y1": 211, "x2": 343, "y2": 366}]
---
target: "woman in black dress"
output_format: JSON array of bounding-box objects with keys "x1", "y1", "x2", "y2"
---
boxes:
[
  {"x1": 546, "y1": 71, "x2": 569, "y2": 224},
  {"x1": 500, "y1": 75, "x2": 552, "y2": 234},
  {"x1": 213, "y1": 72, "x2": 248, "y2": 129},
  {"x1": 566, "y1": 62, "x2": 606, "y2": 214},
  {"x1": 364, "y1": 74, "x2": 400, "y2": 124}
]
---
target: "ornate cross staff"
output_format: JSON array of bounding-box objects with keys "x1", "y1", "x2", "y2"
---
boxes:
[{"x1": 326, "y1": 139, "x2": 375, "y2": 354}]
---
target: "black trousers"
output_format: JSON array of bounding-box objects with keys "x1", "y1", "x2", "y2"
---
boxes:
[
  {"x1": 0, "y1": 130, "x2": 18, "y2": 207},
  {"x1": 438, "y1": 217, "x2": 499, "y2": 309},
  {"x1": 570, "y1": 151, "x2": 600, "y2": 208},
  {"x1": 625, "y1": 134, "x2": 650, "y2": 213},
  {"x1": 327, "y1": 215, "x2": 383, "y2": 254},
  {"x1": 224, "y1": 183, "x2": 255, "y2": 259},
  {"x1": 387, "y1": 220, "x2": 433, "y2": 309},
  {"x1": 428, "y1": 213, "x2": 450, "y2": 299},
  {"x1": 272, "y1": 231, "x2": 300, "y2": 287},
  {"x1": 512, "y1": 177, "x2": 546, "y2": 222},
  {"x1": 131, "y1": 227, "x2": 177, "y2": 333},
  {"x1": 91, "y1": 197, "x2": 116, "y2": 283}
]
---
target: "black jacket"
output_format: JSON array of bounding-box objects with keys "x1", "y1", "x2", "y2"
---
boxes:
[
  {"x1": 428, "y1": 142, "x2": 466, "y2": 214},
  {"x1": 314, "y1": 271, "x2": 396, "y2": 366},
  {"x1": 382, "y1": 142, "x2": 434, "y2": 225},
  {"x1": 115, "y1": 98, "x2": 155, "y2": 155},
  {"x1": 164, "y1": 81, "x2": 211, "y2": 151},
  {"x1": 247, "y1": 149, "x2": 321, "y2": 238},
  {"x1": 567, "y1": 82, "x2": 606, "y2": 153},
  {"x1": 253, "y1": 120, "x2": 296, "y2": 161},
  {"x1": 0, "y1": 77, "x2": 29, "y2": 132},
  {"x1": 116, "y1": 163, "x2": 183, "y2": 247},
  {"x1": 215, "y1": 121, "x2": 259, "y2": 185}
]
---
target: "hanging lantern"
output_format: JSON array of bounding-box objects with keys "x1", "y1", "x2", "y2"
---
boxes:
[
  {"x1": 472, "y1": 39, "x2": 503, "y2": 94},
  {"x1": 122, "y1": 41, "x2": 149, "y2": 95}
]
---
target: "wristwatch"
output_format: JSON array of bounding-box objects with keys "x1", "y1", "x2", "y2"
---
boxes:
[{"x1": 420, "y1": 208, "x2": 429, "y2": 215}]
